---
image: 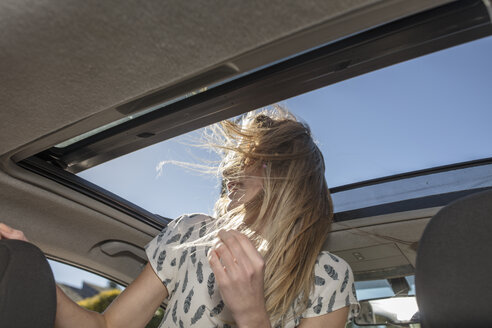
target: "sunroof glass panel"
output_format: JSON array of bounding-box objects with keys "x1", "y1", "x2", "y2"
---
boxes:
[
  {"x1": 287, "y1": 35, "x2": 492, "y2": 187},
  {"x1": 78, "y1": 35, "x2": 492, "y2": 219}
]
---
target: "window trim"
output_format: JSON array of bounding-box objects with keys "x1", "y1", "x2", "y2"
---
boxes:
[
  {"x1": 19, "y1": 155, "x2": 492, "y2": 225},
  {"x1": 19, "y1": 157, "x2": 170, "y2": 229},
  {"x1": 334, "y1": 187, "x2": 492, "y2": 222},
  {"x1": 331, "y1": 157, "x2": 492, "y2": 193}
]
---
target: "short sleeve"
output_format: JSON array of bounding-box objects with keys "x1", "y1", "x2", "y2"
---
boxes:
[
  {"x1": 145, "y1": 215, "x2": 187, "y2": 290},
  {"x1": 302, "y1": 251, "x2": 360, "y2": 320}
]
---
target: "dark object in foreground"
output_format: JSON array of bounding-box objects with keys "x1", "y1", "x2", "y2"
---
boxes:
[
  {"x1": 416, "y1": 189, "x2": 492, "y2": 328},
  {"x1": 0, "y1": 239, "x2": 56, "y2": 328}
]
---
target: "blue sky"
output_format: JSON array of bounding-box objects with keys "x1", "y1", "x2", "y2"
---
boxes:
[{"x1": 51, "y1": 36, "x2": 492, "y2": 294}]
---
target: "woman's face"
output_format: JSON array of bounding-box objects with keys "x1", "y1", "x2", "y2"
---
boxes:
[{"x1": 225, "y1": 165, "x2": 263, "y2": 211}]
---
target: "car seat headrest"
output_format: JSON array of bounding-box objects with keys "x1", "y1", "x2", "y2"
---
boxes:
[
  {"x1": 415, "y1": 189, "x2": 492, "y2": 328},
  {"x1": 0, "y1": 240, "x2": 56, "y2": 328}
]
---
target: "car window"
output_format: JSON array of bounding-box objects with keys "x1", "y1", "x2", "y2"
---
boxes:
[
  {"x1": 77, "y1": 35, "x2": 492, "y2": 219},
  {"x1": 354, "y1": 279, "x2": 394, "y2": 301},
  {"x1": 48, "y1": 259, "x2": 122, "y2": 293},
  {"x1": 354, "y1": 276, "x2": 416, "y2": 301},
  {"x1": 350, "y1": 276, "x2": 419, "y2": 328},
  {"x1": 48, "y1": 259, "x2": 163, "y2": 328}
]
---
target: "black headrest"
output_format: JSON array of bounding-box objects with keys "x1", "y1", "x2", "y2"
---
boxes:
[
  {"x1": 416, "y1": 189, "x2": 492, "y2": 328},
  {"x1": 0, "y1": 240, "x2": 57, "y2": 328}
]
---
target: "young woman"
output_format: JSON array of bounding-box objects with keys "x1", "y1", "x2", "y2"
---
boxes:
[{"x1": 0, "y1": 108, "x2": 359, "y2": 327}]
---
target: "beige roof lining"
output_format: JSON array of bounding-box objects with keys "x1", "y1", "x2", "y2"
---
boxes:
[
  {"x1": 1, "y1": 0, "x2": 451, "y2": 160},
  {"x1": 0, "y1": 0, "x2": 454, "y2": 285}
]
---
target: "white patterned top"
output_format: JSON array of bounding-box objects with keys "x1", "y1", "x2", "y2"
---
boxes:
[{"x1": 145, "y1": 214, "x2": 359, "y2": 328}]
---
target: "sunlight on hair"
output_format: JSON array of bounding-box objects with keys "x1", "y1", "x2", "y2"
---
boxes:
[{"x1": 164, "y1": 105, "x2": 334, "y2": 325}]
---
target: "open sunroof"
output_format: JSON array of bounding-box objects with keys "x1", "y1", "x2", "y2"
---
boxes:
[
  {"x1": 25, "y1": 0, "x2": 492, "y2": 174},
  {"x1": 18, "y1": 0, "x2": 492, "y2": 225}
]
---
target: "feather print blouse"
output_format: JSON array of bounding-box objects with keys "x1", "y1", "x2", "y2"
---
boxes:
[{"x1": 145, "y1": 214, "x2": 359, "y2": 328}]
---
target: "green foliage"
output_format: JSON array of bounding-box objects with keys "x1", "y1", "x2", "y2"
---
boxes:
[
  {"x1": 146, "y1": 308, "x2": 165, "y2": 328},
  {"x1": 78, "y1": 289, "x2": 120, "y2": 313},
  {"x1": 78, "y1": 289, "x2": 164, "y2": 328}
]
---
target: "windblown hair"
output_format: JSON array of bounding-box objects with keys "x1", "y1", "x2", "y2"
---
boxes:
[{"x1": 204, "y1": 106, "x2": 334, "y2": 324}]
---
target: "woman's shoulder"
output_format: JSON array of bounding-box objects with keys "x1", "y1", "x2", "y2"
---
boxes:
[
  {"x1": 316, "y1": 251, "x2": 348, "y2": 266},
  {"x1": 146, "y1": 213, "x2": 215, "y2": 253},
  {"x1": 301, "y1": 250, "x2": 359, "y2": 319},
  {"x1": 173, "y1": 213, "x2": 214, "y2": 226},
  {"x1": 313, "y1": 251, "x2": 354, "y2": 284},
  {"x1": 165, "y1": 213, "x2": 215, "y2": 238}
]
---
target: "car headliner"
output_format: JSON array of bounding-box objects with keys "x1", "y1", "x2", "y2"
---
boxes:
[
  {"x1": 0, "y1": 0, "x2": 451, "y2": 158},
  {"x1": 0, "y1": 0, "x2": 457, "y2": 284}
]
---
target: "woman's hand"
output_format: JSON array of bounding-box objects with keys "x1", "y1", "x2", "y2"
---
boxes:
[
  {"x1": 0, "y1": 223, "x2": 29, "y2": 241},
  {"x1": 208, "y1": 229, "x2": 271, "y2": 328}
]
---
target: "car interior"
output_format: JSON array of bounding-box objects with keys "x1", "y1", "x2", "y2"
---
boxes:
[{"x1": 1, "y1": 0, "x2": 491, "y2": 327}]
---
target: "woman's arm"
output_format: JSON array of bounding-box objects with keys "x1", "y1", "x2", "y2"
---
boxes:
[
  {"x1": 297, "y1": 306, "x2": 349, "y2": 328},
  {"x1": 0, "y1": 223, "x2": 169, "y2": 328},
  {"x1": 103, "y1": 263, "x2": 169, "y2": 328},
  {"x1": 54, "y1": 263, "x2": 168, "y2": 328},
  {"x1": 53, "y1": 285, "x2": 107, "y2": 328}
]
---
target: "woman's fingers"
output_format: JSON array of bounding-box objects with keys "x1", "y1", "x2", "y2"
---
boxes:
[
  {"x1": 0, "y1": 223, "x2": 28, "y2": 241},
  {"x1": 0, "y1": 223, "x2": 13, "y2": 233},
  {"x1": 227, "y1": 230, "x2": 264, "y2": 270},
  {"x1": 213, "y1": 240, "x2": 238, "y2": 273},
  {"x1": 214, "y1": 229, "x2": 265, "y2": 284},
  {"x1": 208, "y1": 249, "x2": 229, "y2": 284},
  {"x1": 210, "y1": 229, "x2": 264, "y2": 274},
  {"x1": 207, "y1": 229, "x2": 268, "y2": 325},
  {"x1": 217, "y1": 230, "x2": 252, "y2": 271}
]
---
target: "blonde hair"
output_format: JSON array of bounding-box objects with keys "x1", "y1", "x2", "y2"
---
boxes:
[
  {"x1": 204, "y1": 106, "x2": 333, "y2": 325},
  {"x1": 195, "y1": 105, "x2": 333, "y2": 325}
]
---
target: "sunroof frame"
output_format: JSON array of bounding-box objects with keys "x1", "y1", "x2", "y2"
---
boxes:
[
  {"x1": 18, "y1": 0, "x2": 492, "y2": 227},
  {"x1": 29, "y1": 0, "x2": 492, "y2": 174}
]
